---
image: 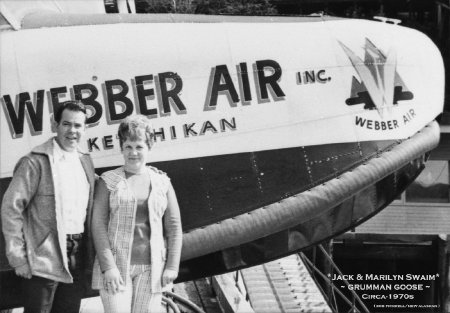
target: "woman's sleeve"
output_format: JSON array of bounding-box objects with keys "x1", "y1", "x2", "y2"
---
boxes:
[
  {"x1": 92, "y1": 178, "x2": 116, "y2": 272},
  {"x1": 163, "y1": 181, "x2": 183, "y2": 272}
]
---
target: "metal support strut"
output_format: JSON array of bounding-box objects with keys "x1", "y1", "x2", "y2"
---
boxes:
[{"x1": 299, "y1": 244, "x2": 371, "y2": 313}]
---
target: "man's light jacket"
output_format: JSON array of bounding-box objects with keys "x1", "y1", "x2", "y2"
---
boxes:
[{"x1": 1, "y1": 138, "x2": 96, "y2": 283}]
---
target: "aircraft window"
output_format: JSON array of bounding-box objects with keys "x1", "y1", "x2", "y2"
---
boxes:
[
  {"x1": 405, "y1": 160, "x2": 450, "y2": 203},
  {"x1": 104, "y1": 0, "x2": 118, "y2": 13}
]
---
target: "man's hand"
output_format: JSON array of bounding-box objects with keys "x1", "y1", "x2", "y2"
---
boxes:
[
  {"x1": 162, "y1": 269, "x2": 178, "y2": 288},
  {"x1": 15, "y1": 263, "x2": 32, "y2": 279},
  {"x1": 103, "y1": 267, "x2": 124, "y2": 295}
]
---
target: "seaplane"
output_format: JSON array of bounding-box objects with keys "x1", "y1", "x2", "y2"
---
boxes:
[{"x1": 0, "y1": 0, "x2": 445, "y2": 309}]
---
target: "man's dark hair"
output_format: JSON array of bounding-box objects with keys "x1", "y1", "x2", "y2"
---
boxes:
[{"x1": 54, "y1": 100, "x2": 87, "y2": 124}]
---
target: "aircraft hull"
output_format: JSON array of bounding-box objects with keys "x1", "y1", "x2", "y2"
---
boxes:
[
  {"x1": 177, "y1": 121, "x2": 439, "y2": 280},
  {"x1": 0, "y1": 121, "x2": 440, "y2": 308}
]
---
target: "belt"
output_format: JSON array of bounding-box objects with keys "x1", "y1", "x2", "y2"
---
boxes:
[{"x1": 66, "y1": 233, "x2": 83, "y2": 240}]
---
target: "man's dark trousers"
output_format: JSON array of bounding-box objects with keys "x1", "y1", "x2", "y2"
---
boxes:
[{"x1": 22, "y1": 235, "x2": 85, "y2": 313}]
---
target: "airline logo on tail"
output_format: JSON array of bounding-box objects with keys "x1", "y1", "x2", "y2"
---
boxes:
[{"x1": 340, "y1": 39, "x2": 413, "y2": 117}]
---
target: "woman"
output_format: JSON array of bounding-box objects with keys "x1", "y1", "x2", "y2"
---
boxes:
[{"x1": 91, "y1": 115, "x2": 182, "y2": 313}]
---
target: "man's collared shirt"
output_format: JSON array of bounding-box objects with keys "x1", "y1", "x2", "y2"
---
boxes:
[{"x1": 53, "y1": 139, "x2": 89, "y2": 235}]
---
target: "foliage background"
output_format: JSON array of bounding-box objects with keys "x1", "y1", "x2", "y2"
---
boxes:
[{"x1": 135, "y1": 0, "x2": 278, "y2": 15}]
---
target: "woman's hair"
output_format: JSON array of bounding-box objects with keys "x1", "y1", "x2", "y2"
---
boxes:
[{"x1": 118, "y1": 115, "x2": 154, "y2": 149}]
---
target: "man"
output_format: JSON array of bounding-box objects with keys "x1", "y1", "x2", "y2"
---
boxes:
[{"x1": 1, "y1": 100, "x2": 96, "y2": 313}]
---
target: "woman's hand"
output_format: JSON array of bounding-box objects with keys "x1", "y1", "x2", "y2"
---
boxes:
[
  {"x1": 162, "y1": 269, "x2": 178, "y2": 288},
  {"x1": 103, "y1": 267, "x2": 124, "y2": 295}
]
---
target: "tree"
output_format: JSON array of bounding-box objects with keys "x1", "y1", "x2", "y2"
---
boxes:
[
  {"x1": 196, "y1": 0, "x2": 277, "y2": 15},
  {"x1": 136, "y1": 0, "x2": 278, "y2": 15}
]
